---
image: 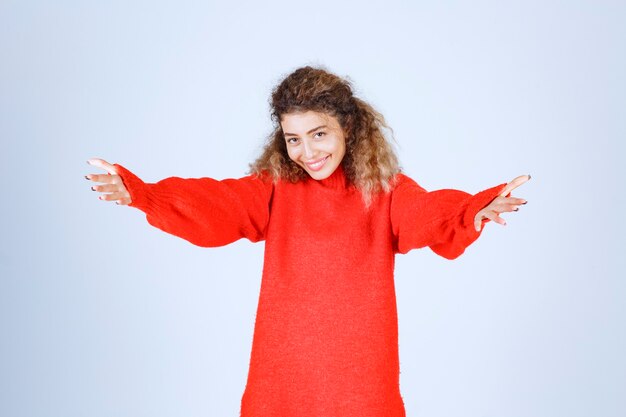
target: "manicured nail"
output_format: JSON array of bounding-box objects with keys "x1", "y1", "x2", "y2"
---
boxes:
[
  {"x1": 84, "y1": 175, "x2": 90, "y2": 180},
  {"x1": 514, "y1": 208, "x2": 519, "y2": 211},
  {"x1": 528, "y1": 174, "x2": 532, "y2": 180},
  {"x1": 91, "y1": 186, "x2": 95, "y2": 191}
]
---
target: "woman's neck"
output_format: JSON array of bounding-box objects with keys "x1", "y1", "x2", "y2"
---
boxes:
[{"x1": 316, "y1": 163, "x2": 349, "y2": 190}]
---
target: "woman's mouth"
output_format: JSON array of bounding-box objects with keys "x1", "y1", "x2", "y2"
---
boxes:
[{"x1": 304, "y1": 156, "x2": 330, "y2": 172}]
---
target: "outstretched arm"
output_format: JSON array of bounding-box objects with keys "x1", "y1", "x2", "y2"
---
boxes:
[
  {"x1": 390, "y1": 174, "x2": 530, "y2": 259},
  {"x1": 85, "y1": 158, "x2": 274, "y2": 247}
]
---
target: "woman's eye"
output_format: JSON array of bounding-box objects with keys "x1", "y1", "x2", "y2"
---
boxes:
[
  {"x1": 286, "y1": 137, "x2": 299, "y2": 144},
  {"x1": 314, "y1": 131, "x2": 325, "y2": 139}
]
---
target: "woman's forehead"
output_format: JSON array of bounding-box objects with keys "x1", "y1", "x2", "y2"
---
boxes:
[{"x1": 280, "y1": 110, "x2": 339, "y2": 131}]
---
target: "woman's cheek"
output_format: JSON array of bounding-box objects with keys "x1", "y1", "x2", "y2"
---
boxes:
[{"x1": 286, "y1": 148, "x2": 300, "y2": 162}]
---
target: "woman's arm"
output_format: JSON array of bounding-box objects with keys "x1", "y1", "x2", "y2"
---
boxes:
[
  {"x1": 86, "y1": 158, "x2": 274, "y2": 247},
  {"x1": 390, "y1": 174, "x2": 528, "y2": 260}
]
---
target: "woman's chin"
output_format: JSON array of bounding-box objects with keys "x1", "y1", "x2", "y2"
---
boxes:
[{"x1": 305, "y1": 166, "x2": 338, "y2": 181}]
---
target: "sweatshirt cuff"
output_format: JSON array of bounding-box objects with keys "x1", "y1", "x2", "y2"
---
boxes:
[
  {"x1": 113, "y1": 163, "x2": 151, "y2": 211},
  {"x1": 463, "y1": 182, "x2": 508, "y2": 230}
]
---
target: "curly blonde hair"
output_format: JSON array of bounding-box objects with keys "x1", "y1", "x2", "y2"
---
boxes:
[{"x1": 249, "y1": 66, "x2": 400, "y2": 204}]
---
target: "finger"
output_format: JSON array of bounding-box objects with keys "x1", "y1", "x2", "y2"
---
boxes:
[
  {"x1": 499, "y1": 174, "x2": 531, "y2": 197},
  {"x1": 91, "y1": 183, "x2": 123, "y2": 193},
  {"x1": 87, "y1": 158, "x2": 118, "y2": 175},
  {"x1": 99, "y1": 191, "x2": 130, "y2": 201},
  {"x1": 500, "y1": 204, "x2": 521, "y2": 213},
  {"x1": 506, "y1": 197, "x2": 527, "y2": 206},
  {"x1": 474, "y1": 216, "x2": 483, "y2": 232},
  {"x1": 488, "y1": 200, "x2": 526, "y2": 213},
  {"x1": 85, "y1": 173, "x2": 121, "y2": 184},
  {"x1": 116, "y1": 197, "x2": 132, "y2": 205},
  {"x1": 483, "y1": 211, "x2": 507, "y2": 226}
]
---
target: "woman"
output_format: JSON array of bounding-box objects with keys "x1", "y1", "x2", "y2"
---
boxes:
[{"x1": 86, "y1": 66, "x2": 529, "y2": 416}]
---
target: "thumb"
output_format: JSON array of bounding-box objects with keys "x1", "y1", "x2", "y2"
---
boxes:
[
  {"x1": 87, "y1": 158, "x2": 118, "y2": 175},
  {"x1": 474, "y1": 213, "x2": 483, "y2": 232}
]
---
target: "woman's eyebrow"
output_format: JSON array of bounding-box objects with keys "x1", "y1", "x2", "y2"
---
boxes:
[{"x1": 283, "y1": 125, "x2": 327, "y2": 137}]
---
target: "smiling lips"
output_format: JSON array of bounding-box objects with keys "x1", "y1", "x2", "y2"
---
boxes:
[{"x1": 304, "y1": 155, "x2": 330, "y2": 172}]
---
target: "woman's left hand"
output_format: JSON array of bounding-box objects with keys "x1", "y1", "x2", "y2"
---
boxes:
[{"x1": 474, "y1": 174, "x2": 531, "y2": 232}]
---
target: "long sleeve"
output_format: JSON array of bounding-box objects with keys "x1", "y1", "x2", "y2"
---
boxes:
[
  {"x1": 113, "y1": 164, "x2": 274, "y2": 247},
  {"x1": 390, "y1": 174, "x2": 507, "y2": 259}
]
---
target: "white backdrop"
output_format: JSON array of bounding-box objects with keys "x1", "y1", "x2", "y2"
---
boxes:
[{"x1": 1, "y1": 1, "x2": 625, "y2": 416}]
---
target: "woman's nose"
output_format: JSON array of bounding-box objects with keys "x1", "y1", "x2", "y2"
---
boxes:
[{"x1": 302, "y1": 140, "x2": 315, "y2": 159}]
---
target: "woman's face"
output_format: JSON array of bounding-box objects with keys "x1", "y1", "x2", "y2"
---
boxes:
[{"x1": 281, "y1": 110, "x2": 347, "y2": 180}]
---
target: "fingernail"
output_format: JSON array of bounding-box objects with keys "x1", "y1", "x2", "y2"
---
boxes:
[
  {"x1": 115, "y1": 201, "x2": 120, "y2": 205},
  {"x1": 528, "y1": 174, "x2": 532, "y2": 180},
  {"x1": 84, "y1": 175, "x2": 90, "y2": 180},
  {"x1": 91, "y1": 187, "x2": 95, "y2": 191},
  {"x1": 522, "y1": 200, "x2": 528, "y2": 205},
  {"x1": 514, "y1": 208, "x2": 519, "y2": 211}
]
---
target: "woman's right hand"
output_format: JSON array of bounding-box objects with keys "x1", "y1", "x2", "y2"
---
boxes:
[{"x1": 85, "y1": 158, "x2": 132, "y2": 205}]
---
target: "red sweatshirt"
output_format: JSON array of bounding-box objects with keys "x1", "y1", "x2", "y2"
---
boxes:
[{"x1": 114, "y1": 163, "x2": 505, "y2": 417}]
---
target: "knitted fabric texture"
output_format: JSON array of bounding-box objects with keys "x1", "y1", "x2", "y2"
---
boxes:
[{"x1": 114, "y1": 163, "x2": 505, "y2": 417}]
